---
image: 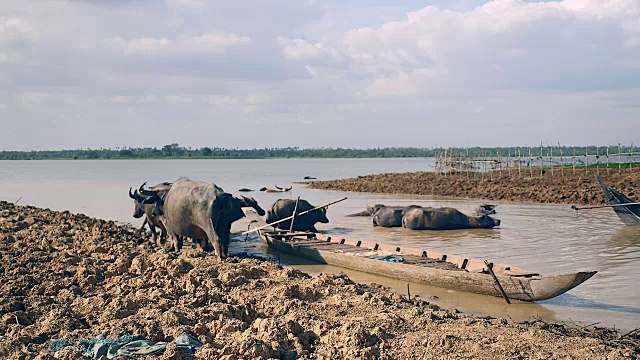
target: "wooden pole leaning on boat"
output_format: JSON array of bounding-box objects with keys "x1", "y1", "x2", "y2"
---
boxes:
[
  {"x1": 289, "y1": 196, "x2": 300, "y2": 232},
  {"x1": 571, "y1": 203, "x2": 640, "y2": 211},
  {"x1": 484, "y1": 260, "x2": 511, "y2": 304},
  {"x1": 241, "y1": 197, "x2": 348, "y2": 235}
]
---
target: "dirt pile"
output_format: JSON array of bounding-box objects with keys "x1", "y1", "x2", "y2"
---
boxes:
[
  {"x1": 1, "y1": 201, "x2": 638, "y2": 359},
  {"x1": 307, "y1": 171, "x2": 640, "y2": 205}
]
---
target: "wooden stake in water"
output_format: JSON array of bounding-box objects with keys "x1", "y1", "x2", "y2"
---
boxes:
[
  {"x1": 619, "y1": 143, "x2": 622, "y2": 173},
  {"x1": 585, "y1": 147, "x2": 589, "y2": 175},
  {"x1": 606, "y1": 145, "x2": 610, "y2": 174},
  {"x1": 630, "y1": 143, "x2": 633, "y2": 172},
  {"x1": 540, "y1": 141, "x2": 543, "y2": 178},
  {"x1": 529, "y1": 147, "x2": 533, "y2": 178},
  {"x1": 550, "y1": 144, "x2": 554, "y2": 176},
  {"x1": 507, "y1": 148, "x2": 511, "y2": 178}
]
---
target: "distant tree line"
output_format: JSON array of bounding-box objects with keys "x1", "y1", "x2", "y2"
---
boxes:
[{"x1": 0, "y1": 144, "x2": 636, "y2": 160}]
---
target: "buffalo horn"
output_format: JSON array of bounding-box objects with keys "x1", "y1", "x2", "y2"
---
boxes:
[{"x1": 129, "y1": 187, "x2": 135, "y2": 199}]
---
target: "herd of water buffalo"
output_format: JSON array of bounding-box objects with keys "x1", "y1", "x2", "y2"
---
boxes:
[{"x1": 129, "y1": 178, "x2": 501, "y2": 258}]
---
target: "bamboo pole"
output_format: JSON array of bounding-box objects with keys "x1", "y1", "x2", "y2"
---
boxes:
[
  {"x1": 585, "y1": 147, "x2": 588, "y2": 175},
  {"x1": 571, "y1": 203, "x2": 640, "y2": 211},
  {"x1": 242, "y1": 197, "x2": 348, "y2": 235},
  {"x1": 517, "y1": 148, "x2": 521, "y2": 178},
  {"x1": 619, "y1": 143, "x2": 622, "y2": 173},
  {"x1": 572, "y1": 146, "x2": 576, "y2": 174},
  {"x1": 550, "y1": 144, "x2": 554, "y2": 176},
  {"x1": 630, "y1": 143, "x2": 633, "y2": 172},
  {"x1": 596, "y1": 146, "x2": 599, "y2": 174},
  {"x1": 484, "y1": 260, "x2": 511, "y2": 304},
  {"x1": 558, "y1": 142, "x2": 564, "y2": 177},
  {"x1": 507, "y1": 148, "x2": 511, "y2": 178},
  {"x1": 289, "y1": 196, "x2": 300, "y2": 232},
  {"x1": 539, "y1": 141, "x2": 543, "y2": 178},
  {"x1": 529, "y1": 147, "x2": 533, "y2": 178},
  {"x1": 607, "y1": 145, "x2": 610, "y2": 174}
]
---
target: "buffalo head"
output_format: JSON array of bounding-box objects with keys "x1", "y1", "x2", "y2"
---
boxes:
[
  {"x1": 476, "y1": 215, "x2": 501, "y2": 228},
  {"x1": 129, "y1": 187, "x2": 146, "y2": 218}
]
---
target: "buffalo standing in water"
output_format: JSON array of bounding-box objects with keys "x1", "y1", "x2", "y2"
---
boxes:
[
  {"x1": 128, "y1": 182, "x2": 172, "y2": 245},
  {"x1": 266, "y1": 199, "x2": 329, "y2": 232},
  {"x1": 160, "y1": 178, "x2": 265, "y2": 257},
  {"x1": 372, "y1": 205, "x2": 422, "y2": 227},
  {"x1": 402, "y1": 207, "x2": 501, "y2": 230}
]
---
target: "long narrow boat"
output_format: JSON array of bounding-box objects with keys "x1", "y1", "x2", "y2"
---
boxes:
[
  {"x1": 596, "y1": 174, "x2": 640, "y2": 226},
  {"x1": 243, "y1": 209, "x2": 596, "y2": 302}
]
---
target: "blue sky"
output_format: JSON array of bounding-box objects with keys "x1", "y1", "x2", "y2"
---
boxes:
[{"x1": 1, "y1": 0, "x2": 639, "y2": 150}]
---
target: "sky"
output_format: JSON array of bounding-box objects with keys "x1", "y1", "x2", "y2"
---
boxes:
[{"x1": 1, "y1": 0, "x2": 639, "y2": 150}]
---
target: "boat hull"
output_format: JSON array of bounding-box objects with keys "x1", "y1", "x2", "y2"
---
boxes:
[{"x1": 259, "y1": 231, "x2": 596, "y2": 302}]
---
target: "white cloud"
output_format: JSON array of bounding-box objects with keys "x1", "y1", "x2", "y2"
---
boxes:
[
  {"x1": 279, "y1": 37, "x2": 342, "y2": 64},
  {"x1": 105, "y1": 32, "x2": 251, "y2": 56}
]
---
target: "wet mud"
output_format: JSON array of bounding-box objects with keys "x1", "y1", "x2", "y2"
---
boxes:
[
  {"x1": 306, "y1": 171, "x2": 640, "y2": 205},
  {"x1": 0, "y1": 201, "x2": 638, "y2": 359}
]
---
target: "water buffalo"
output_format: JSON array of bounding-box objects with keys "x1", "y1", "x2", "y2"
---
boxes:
[
  {"x1": 260, "y1": 185, "x2": 292, "y2": 193},
  {"x1": 402, "y1": 207, "x2": 501, "y2": 230},
  {"x1": 265, "y1": 199, "x2": 329, "y2": 232},
  {"x1": 238, "y1": 188, "x2": 254, "y2": 192},
  {"x1": 160, "y1": 179, "x2": 267, "y2": 257},
  {"x1": 128, "y1": 182, "x2": 172, "y2": 245},
  {"x1": 372, "y1": 205, "x2": 422, "y2": 227},
  {"x1": 162, "y1": 178, "x2": 236, "y2": 256},
  {"x1": 346, "y1": 204, "x2": 386, "y2": 217}
]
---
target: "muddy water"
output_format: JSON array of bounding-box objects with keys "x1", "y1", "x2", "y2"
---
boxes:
[{"x1": 1, "y1": 159, "x2": 638, "y2": 332}]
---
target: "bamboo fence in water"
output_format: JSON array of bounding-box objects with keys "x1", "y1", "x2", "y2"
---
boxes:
[{"x1": 434, "y1": 144, "x2": 640, "y2": 179}]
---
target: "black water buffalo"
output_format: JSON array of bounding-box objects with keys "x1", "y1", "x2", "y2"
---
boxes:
[
  {"x1": 129, "y1": 182, "x2": 172, "y2": 245},
  {"x1": 162, "y1": 178, "x2": 235, "y2": 256},
  {"x1": 372, "y1": 205, "x2": 422, "y2": 227},
  {"x1": 238, "y1": 188, "x2": 254, "y2": 192},
  {"x1": 160, "y1": 178, "x2": 267, "y2": 257},
  {"x1": 346, "y1": 204, "x2": 385, "y2": 217},
  {"x1": 266, "y1": 199, "x2": 328, "y2": 232},
  {"x1": 402, "y1": 207, "x2": 501, "y2": 230}
]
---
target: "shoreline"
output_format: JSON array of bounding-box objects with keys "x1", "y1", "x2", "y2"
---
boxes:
[
  {"x1": 1, "y1": 201, "x2": 638, "y2": 358},
  {"x1": 306, "y1": 171, "x2": 640, "y2": 206}
]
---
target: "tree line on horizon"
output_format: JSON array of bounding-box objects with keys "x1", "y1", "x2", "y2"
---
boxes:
[{"x1": 0, "y1": 143, "x2": 636, "y2": 160}]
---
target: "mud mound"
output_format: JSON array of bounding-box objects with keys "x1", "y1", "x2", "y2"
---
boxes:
[
  {"x1": 0, "y1": 201, "x2": 637, "y2": 359},
  {"x1": 307, "y1": 171, "x2": 640, "y2": 205}
]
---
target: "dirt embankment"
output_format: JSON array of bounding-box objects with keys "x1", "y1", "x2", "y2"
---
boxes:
[
  {"x1": 307, "y1": 171, "x2": 640, "y2": 205},
  {"x1": 1, "y1": 201, "x2": 638, "y2": 359}
]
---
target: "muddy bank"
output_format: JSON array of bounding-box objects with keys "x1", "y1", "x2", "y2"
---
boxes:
[
  {"x1": 306, "y1": 171, "x2": 640, "y2": 206},
  {"x1": 1, "y1": 201, "x2": 638, "y2": 359}
]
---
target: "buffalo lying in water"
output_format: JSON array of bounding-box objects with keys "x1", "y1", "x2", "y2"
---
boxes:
[
  {"x1": 129, "y1": 182, "x2": 172, "y2": 245},
  {"x1": 402, "y1": 207, "x2": 501, "y2": 230},
  {"x1": 160, "y1": 178, "x2": 265, "y2": 257},
  {"x1": 266, "y1": 199, "x2": 329, "y2": 232},
  {"x1": 372, "y1": 205, "x2": 422, "y2": 227}
]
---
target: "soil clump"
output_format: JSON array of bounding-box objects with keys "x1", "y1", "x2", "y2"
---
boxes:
[
  {"x1": 306, "y1": 171, "x2": 640, "y2": 205},
  {"x1": 0, "y1": 201, "x2": 638, "y2": 359}
]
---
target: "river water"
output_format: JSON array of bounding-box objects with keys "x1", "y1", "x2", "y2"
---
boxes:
[{"x1": 1, "y1": 159, "x2": 638, "y2": 332}]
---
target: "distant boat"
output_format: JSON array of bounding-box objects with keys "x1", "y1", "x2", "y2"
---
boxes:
[{"x1": 596, "y1": 174, "x2": 640, "y2": 226}]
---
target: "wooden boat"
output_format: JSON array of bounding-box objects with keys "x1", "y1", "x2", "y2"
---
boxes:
[
  {"x1": 243, "y1": 209, "x2": 596, "y2": 302},
  {"x1": 596, "y1": 174, "x2": 640, "y2": 226}
]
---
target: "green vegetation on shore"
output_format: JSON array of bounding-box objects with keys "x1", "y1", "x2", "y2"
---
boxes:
[{"x1": 0, "y1": 143, "x2": 637, "y2": 160}]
